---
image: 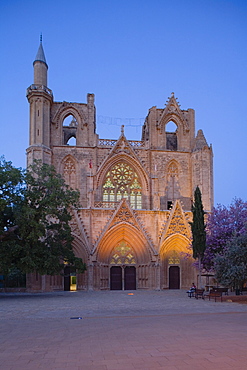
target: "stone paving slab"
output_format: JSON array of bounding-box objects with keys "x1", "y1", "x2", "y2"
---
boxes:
[{"x1": 1, "y1": 290, "x2": 247, "y2": 369}]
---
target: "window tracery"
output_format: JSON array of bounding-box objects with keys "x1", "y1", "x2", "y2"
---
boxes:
[
  {"x1": 110, "y1": 241, "x2": 136, "y2": 265},
  {"x1": 103, "y1": 162, "x2": 142, "y2": 209},
  {"x1": 168, "y1": 162, "x2": 178, "y2": 177},
  {"x1": 63, "y1": 157, "x2": 76, "y2": 188},
  {"x1": 168, "y1": 250, "x2": 180, "y2": 265},
  {"x1": 166, "y1": 161, "x2": 180, "y2": 203}
]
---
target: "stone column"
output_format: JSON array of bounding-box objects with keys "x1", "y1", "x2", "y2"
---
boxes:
[
  {"x1": 155, "y1": 261, "x2": 161, "y2": 290},
  {"x1": 87, "y1": 260, "x2": 94, "y2": 291}
]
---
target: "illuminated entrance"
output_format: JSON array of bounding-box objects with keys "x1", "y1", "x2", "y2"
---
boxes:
[
  {"x1": 64, "y1": 265, "x2": 77, "y2": 291},
  {"x1": 110, "y1": 241, "x2": 136, "y2": 290},
  {"x1": 168, "y1": 250, "x2": 180, "y2": 289}
]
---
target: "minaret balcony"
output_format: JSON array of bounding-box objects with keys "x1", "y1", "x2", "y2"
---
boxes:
[{"x1": 26, "y1": 84, "x2": 53, "y2": 98}]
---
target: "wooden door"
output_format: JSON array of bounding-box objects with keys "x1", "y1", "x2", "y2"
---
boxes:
[
  {"x1": 124, "y1": 266, "x2": 136, "y2": 290},
  {"x1": 110, "y1": 266, "x2": 122, "y2": 290},
  {"x1": 169, "y1": 266, "x2": 180, "y2": 289}
]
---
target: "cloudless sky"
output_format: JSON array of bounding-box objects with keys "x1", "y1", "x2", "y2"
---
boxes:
[{"x1": 1, "y1": 0, "x2": 247, "y2": 206}]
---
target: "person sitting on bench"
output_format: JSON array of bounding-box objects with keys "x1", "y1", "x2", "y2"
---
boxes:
[{"x1": 187, "y1": 283, "x2": 196, "y2": 297}]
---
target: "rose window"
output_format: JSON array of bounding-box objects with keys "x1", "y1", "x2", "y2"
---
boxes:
[{"x1": 103, "y1": 162, "x2": 142, "y2": 209}]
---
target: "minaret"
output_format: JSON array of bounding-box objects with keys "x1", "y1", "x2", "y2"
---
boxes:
[
  {"x1": 33, "y1": 34, "x2": 48, "y2": 86},
  {"x1": 26, "y1": 36, "x2": 53, "y2": 166}
]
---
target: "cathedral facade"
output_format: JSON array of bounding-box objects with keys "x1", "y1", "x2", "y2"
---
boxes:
[{"x1": 26, "y1": 41, "x2": 213, "y2": 291}]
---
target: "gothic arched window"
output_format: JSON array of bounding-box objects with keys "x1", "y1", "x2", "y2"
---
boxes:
[
  {"x1": 166, "y1": 121, "x2": 177, "y2": 151},
  {"x1": 63, "y1": 157, "x2": 76, "y2": 189},
  {"x1": 166, "y1": 161, "x2": 180, "y2": 208},
  {"x1": 168, "y1": 250, "x2": 180, "y2": 265},
  {"x1": 63, "y1": 115, "x2": 77, "y2": 145},
  {"x1": 110, "y1": 241, "x2": 136, "y2": 265},
  {"x1": 168, "y1": 161, "x2": 179, "y2": 178},
  {"x1": 102, "y1": 162, "x2": 142, "y2": 209}
]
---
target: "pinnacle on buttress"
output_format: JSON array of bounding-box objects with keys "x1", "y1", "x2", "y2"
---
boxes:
[{"x1": 193, "y1": 129, "x2": 208, "y2": 151}]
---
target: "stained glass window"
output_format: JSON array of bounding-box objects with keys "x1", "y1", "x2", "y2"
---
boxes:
[
  {"x1": 103, "y1": 162, "x2": 142, "y2": 209},
  {"x1": 168, "y1": 250, "x2": 180, "y2": 265},
  {"x1": 110, "y1": 241, "x2": 136, "y2": 265}
]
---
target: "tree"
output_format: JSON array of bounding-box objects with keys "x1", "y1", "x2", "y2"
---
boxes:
[
  {"x1": 214, "y1": 231, "x2": 247, "y2": 293},
  {"x1": 0, "y1": 156, "x2": 23, "y2": 242},
  {"x1": 203, "y1": 198, "x2": 247, "y2": 270},
  {"x1": 0, "y1": 159, "x2": 86, "y2": 278},
  {"x1": 190, "y1": 186, "x2": 206, "y2": 288}
]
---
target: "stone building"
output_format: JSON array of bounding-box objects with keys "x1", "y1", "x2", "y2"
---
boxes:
[{"x1": 26, "y1": 40, "x2": 213, "y2": 291}]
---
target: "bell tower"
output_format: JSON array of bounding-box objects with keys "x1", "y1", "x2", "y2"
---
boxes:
[{"x1": 26, "y1": 36, "x2": 53, "y2": 166}]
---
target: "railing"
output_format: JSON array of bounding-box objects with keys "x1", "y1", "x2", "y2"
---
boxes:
[
  {"x1": 94, "y1": 201, "x2": 119, "y2": 209},
  {"x1": 26, "y1": 84, "x2": 53, "y2": 97},
  {"x1": 98, "y1": 139, "x2": 145, "y2": 147},
  {"x1": 128, "y1": 140, "x2": 145, "y2": 147},
  {"x1": 98, "y1": 139, "x2": 117, "y2": 146}
]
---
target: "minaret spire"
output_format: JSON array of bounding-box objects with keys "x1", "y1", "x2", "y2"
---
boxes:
[
  {"x1": 34, "y1": 34, "x2": 47, "y2": 67},
  {"x1": 33, "y1": 35, "x2": 48, "y2": 86}
]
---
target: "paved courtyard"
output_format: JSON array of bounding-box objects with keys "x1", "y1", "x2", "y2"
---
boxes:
[{"x1": 1, "y1": 289, "x2": 247, "y2": 369}]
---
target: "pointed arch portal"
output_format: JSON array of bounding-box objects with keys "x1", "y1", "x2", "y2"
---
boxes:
[
  {"x1": 109, "y1": 240, "x2": 137, "y2": 290},
  {"x1": 160, "y1": 234, "x2": 194, "y2": 290}
]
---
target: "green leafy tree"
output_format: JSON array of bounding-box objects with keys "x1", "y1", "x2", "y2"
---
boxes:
[
  {"x1": 0, "y1": 159, "x2": 86, "y2": 279},
  {"x1": 190, "y1": 186, "x2": 206, "y2": 288},
  {"x1": 0, "y1": 156, "x2": 23, "y2": 242},
  {"x1": 0, "y1": 157, "x2": 24, "y2": 279}
]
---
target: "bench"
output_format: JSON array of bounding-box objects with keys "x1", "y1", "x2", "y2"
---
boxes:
[
  {"x1": 212, "y1": 287, "x2": 228, "y2": 295},
  {"x1": 187, "y1": 289, "x2": 196, "y2": 298},
  {"x1": 194, "y1": 289, "x2": 205, "y2": 299},
  {"x1": 206, "y1": 291, "x2": 222, "y2": 302}
]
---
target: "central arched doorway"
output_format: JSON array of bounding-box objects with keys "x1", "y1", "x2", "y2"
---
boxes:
[
  {"x1": 110, "y1": 266, "x2": 136, "y2": 290},
  {"x1": 110, "y1": 241, "x2": 136, "y2": 290}
]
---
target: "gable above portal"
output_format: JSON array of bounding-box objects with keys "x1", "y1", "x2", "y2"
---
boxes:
[
  {"x1": 92, "y1": 199, "x2": 157, "y2": 257},
  {"x1": 96, "y1": 133, "x2": 149, "y2": 190},
  {"x1": 159, "y1": 200, "x2": 191, "y2": 247}
]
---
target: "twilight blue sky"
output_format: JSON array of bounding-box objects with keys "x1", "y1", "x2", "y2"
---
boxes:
[{"x1": 1, "y1": 0, "x2": 247, "y2": 206}]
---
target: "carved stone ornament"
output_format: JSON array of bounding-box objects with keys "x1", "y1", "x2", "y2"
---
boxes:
[{"x1": 166, "y1": 202, "x2": 190, "y2": 239}]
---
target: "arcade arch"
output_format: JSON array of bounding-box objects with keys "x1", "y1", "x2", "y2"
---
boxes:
[{"x1": 95, "y1": 224, "x2": 152, "y2": 290}]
